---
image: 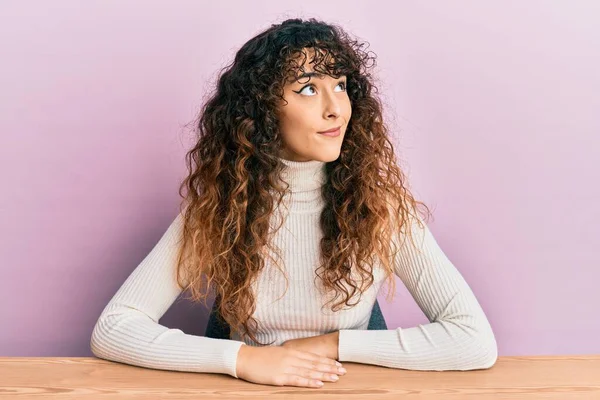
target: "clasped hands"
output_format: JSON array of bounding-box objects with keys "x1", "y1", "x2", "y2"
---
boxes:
[{"x1": 235, "y1": 330, "x2": 345, "y2": 388}]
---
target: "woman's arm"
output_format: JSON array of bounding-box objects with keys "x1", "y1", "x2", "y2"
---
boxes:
[
  {"x1": 90, "y1": 212, "x2": 245, "y2": 378},
  {"x1": 337, "y1": 213, "x2": 498, "y2": 370}
]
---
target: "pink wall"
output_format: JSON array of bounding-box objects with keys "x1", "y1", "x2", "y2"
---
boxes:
[{"x1": 1, "y1": 1, "x2": 598, "y2": 356}]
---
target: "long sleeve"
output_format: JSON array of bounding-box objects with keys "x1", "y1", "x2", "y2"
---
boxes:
[
  {"x1": 90, "y1": 212, "x2": 246, "y2": 378},
  {"x1": 337, "y1": 213, "x2": 498, "y2": 370}
]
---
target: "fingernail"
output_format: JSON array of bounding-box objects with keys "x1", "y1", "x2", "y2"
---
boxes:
[
  {"x1": 335, "y1": 361, "x2": 342, "y2": 366},
  {"x1": 339, "y1": 367, "x2": 347, "y2": 374}
]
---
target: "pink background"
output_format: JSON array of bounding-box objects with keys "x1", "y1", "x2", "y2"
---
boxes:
[{"x1": 1, "y1": 1, "x2": 598, "y2": 357}]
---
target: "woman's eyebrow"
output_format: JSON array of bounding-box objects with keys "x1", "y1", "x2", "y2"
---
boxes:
[
  {"x1": 288, "y1": 71, "x2": 345, "y2": 83},
  {"x1": 295, "y1": 71, "x2": 323, "y2": 80}
]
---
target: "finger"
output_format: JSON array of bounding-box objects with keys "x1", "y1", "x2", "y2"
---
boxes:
[
  {"x1": 294, "y1": 357, "x2": 344, "y2": 376},
  {"x1": 292, "y1": 349, "x2": 342, "y2": 367},
  {"x1": 289, "y1": 376, "x2": 323, "y2": 388},
  {"x1": 283, "y1": 374, "x2": 324, "y2": 388},
  {"x1": 289, "y1": 366, "x2": 340, "y2": 383}
]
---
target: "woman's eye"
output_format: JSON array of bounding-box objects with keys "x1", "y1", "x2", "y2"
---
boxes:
[
  {"x1": 297, "y1": 81, "x2": 346, "y2": 96},
  {"x1": 299, "y1": 85, "x2": 317, "y2": 96}
]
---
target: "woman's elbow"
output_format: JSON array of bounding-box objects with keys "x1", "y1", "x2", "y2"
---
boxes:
[
  {"x1": 464, "y1": 336, "x2": 498, "y2": 370},
  {"x1": 90, "y1": 319, "x2": 111, "y2": 360},
  {"x1": 461, "y1": 317, "x2": 499, "y2": 370},
  {"x1": 476, "y1": 343, "x2": 498, "y2": 369}
]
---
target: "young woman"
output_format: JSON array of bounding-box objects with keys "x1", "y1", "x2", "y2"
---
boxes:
[{"x1": 90, "y1": 17, "x2": 497, "y2": 389}]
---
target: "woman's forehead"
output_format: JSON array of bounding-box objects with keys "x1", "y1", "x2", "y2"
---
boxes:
[
  {"x1": 284, "y1": 49, "x2": 339, "y2": 83},
  {"x1": 291, "y1": 47, "x2": 335, "y2": 66}
]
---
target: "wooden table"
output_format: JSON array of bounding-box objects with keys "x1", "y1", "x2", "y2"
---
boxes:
[{"x1": 1, "y1": 356, "x2": 599, "y2": 399}]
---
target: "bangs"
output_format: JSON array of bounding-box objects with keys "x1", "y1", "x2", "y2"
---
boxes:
[{"x1": 283, "y1": 46, "x2": 349, "y2": 84}]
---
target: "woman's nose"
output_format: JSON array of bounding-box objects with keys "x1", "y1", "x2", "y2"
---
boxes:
[{"x1": 322, "y1": 93, "x2": 341, "y2": 118}]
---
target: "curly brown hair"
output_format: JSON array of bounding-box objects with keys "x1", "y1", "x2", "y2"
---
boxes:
[{"x1": 174, "y1": 17, "x2": 432, "y2": 345}]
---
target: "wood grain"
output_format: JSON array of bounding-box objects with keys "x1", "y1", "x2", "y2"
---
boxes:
[{"x1": 1, "y1": 356, "x2": 599, "y2": 399}]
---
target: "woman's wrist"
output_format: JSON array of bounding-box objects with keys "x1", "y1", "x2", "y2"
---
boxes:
[
  {"x1": 329, "y1": 331, "x2": 340, "y2": 360},
  {"x1": 235, "y1": 344, "x2": 250, "y2": 378}
]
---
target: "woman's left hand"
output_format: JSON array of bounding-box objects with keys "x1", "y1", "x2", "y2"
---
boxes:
[{"x1": 281, "y1": 331, "x2": 340, "y2": 360}]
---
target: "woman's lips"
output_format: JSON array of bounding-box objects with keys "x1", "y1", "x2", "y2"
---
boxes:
[{"x1": 317, "y1": 127, "x2": 341, "y2": 137}]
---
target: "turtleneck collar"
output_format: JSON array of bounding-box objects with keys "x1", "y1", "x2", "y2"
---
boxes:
[
  {"x1": 275, "y1": 157, "x2": 327, "y2": 213},
  {"x1": 278, "y1": 157, "x2": 327, "y2": 193}
]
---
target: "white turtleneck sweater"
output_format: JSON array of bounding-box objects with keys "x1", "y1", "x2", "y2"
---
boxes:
[{"x1": 90, "y1": 158, "x2": 497, "y2": 378}]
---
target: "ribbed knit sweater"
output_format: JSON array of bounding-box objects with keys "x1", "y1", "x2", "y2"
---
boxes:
[{"x1": 90, "y1": 157, "x2": 498, "y2": 378}]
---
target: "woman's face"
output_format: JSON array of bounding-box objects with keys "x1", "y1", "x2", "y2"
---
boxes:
[{"x1": 276, "y1": 50, "x2": 352, "y2": 162}]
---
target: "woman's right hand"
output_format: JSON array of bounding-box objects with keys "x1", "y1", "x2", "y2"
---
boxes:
[{"x1": 235, "y1": 344, "x2": 346, "y2": 388}]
